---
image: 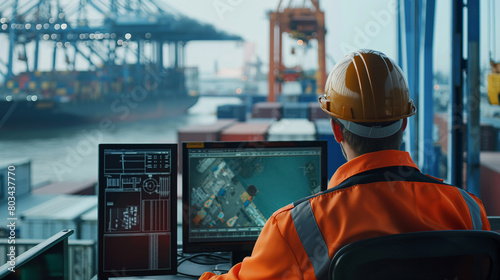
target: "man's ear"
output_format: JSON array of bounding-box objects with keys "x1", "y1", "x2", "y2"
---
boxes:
[
  {"x1": 330, "y1": 119, "x2": 343, "y2": 143},
  {"x1": 402, "y1": 118, "x2": 408, "y2": 132}
]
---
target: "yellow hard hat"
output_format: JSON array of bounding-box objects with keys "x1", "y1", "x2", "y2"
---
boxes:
[{"x1": 319, "y1": 49, "x2": 416, "y2": 123}]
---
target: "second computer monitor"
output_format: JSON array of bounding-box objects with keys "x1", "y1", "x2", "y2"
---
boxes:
[
  {"x1": 97, "y1": 144, "x2": 177, "y2": 278},
  {"x1": 182, "y1": 141, "x2": 328, "y2": 264}
]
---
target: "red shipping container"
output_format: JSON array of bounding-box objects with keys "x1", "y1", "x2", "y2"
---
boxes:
[
  {"x1": 251, "y1": 102, "x2": 282, "y2": 119},
  {"x1": 177, "y1": 119, "x2": 237, "y2": 169},
  {"x1": 220, "y1": 122, "x2": 271, "y2": 141},
  {"x1": 309, "y1": 102, "x2": 329, "y2": 121}
]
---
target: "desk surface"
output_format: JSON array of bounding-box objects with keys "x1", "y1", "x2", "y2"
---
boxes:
[{"x1": 92, "y1": 253, "x2": 232, "y2": 280}]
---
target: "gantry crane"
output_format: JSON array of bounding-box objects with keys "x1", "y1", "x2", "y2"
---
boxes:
[
  {"x1": 0, "y1": 0, "x2": 242, "y2": 126},
  {"x1": 0, "y1": 0, "x2": 242, "y2": 84},
  {"x1": 268, "y1": 0, "x2": 326, "y2": 102}
]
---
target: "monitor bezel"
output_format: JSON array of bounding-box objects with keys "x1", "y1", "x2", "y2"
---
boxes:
[
  {"x1": 181, "y1": 140, "x2": 328, "y2": 256},
  {"x1": 97, "y1": 143, "x2": 177, "y2": 278}
]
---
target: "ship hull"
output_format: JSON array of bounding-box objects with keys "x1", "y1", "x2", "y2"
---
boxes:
[{"x1": 0, "y1": 93, "x2": 199, "y2": 129}]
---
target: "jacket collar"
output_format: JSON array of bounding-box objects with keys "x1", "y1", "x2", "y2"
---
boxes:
[{"x1": 328, "y1": 150, "x2": 419, "y2": 189}]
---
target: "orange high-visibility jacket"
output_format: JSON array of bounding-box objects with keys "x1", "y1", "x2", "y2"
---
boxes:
[{"x1": 200, "y1": 150, "x2": 490, "y2": 280}]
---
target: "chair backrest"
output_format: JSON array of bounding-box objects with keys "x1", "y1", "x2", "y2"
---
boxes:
[{"x1": 329, "y1": 230, "x2": 500, "y2": 280}]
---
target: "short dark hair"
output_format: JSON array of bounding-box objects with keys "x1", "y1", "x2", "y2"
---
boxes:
[{"x1": 332, "y1": 117, "x2": 404, "y2": 155}]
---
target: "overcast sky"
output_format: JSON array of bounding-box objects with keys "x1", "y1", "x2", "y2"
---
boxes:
[
  {"x1": 168, "y1": 0, "x2": 400, "y2": 74},
  {"x1": 167, "y1": 0, "x2": 498, "y2": 75},
  {"x1": 2, "y1": 0, "x2": 499, "y2": 76}
]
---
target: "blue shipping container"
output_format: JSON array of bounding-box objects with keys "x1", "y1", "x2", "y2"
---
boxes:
[
  {"x1": 282, "y1": 103, "x2": 310, "y2": 119},
  {"x1": 245, "y1": 95, "x2": 268, "y2": 113},
  {"x1": 298, "y1": 94, "x2": 318, "y2": 103},
  {"x1": 217, "y1": 104, "x2": 247, "y2": 122}
]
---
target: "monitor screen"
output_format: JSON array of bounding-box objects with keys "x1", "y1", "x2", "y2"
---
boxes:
[
  {"x1": 98, "y1": 144, "x2": 177, "y2": 278},
  {"x1": 182, "y1": 141, "x2": 327, "y2": 264}
]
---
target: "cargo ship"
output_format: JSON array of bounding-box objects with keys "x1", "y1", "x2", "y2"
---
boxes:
[
  {"x1": 0, "y1": 65, "x2": 199, "y2": 128},
  {"x1": 0, "y1": 0, "x2": 245, "y2": 129}
]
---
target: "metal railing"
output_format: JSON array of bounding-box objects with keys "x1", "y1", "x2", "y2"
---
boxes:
[{"x1": 0, "y1": 232, "x2": 96, "y2": 280}]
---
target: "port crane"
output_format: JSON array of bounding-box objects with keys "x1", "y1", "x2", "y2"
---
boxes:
[
  {"x1": 268, "y1": 0, "x2": 326, "y2": 102},
  {"x1": 0, "y1": 0, "x2": 241, "y2": 75},
  {"x1": 0, "y1": 0, "x2": 242, "y2": 126}
]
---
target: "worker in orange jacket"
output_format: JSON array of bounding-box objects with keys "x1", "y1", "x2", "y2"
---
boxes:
[{"x1": 199, "y1": 49, "x2": 490, "y2": 280}]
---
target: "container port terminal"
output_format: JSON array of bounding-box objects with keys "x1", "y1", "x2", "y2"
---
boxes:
[
  {"x1": 0, "y1": 0, "x2": 242, "y2": 128},
  {"x1": 1, "y1": 0, "x2": 500, "y2": 279}
]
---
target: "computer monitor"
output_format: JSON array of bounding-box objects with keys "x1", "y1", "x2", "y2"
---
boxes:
[
  {"x1": 98, "y1": 144, "x2": 177, "y2": 279},
  {"x1": 182, "y1": 141, "x2": 327, "y2": 265}
]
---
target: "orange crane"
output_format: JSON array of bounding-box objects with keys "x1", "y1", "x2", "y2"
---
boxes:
[{"x1": 268, "y1": 0, "x2": 326, "y2": 102}]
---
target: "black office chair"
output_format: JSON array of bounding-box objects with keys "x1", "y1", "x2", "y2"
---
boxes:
[{"x1": 329, "y1": 230, "x2": 500, "y2": 280}]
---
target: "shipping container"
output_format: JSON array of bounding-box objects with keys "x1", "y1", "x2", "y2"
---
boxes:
[
  {"x1": 480, "y1": 124, "x2": 499, "y2": 151},
  {"x1": 244, "y1": 95, "x2": 267, "y2": 113},
  {"x1": 282, "y1": 102, "x2": 310, "y2": 119},
  {"x1": 252, "y1": 102, "x2": 283, "y2": 119},
  {"x1": 498, "y1": 130, "x2": 500, "y2": 152},
  {"x1": 177, "y1": 119, "x2": 238, "y2": 169},
  {"x1": 309, "y1": 102, "x2": 329, "y2": 120},
  {"x1": 247, "y1": 118, "x2": 276, "y2": 124},
  {"x1": 177, "y1": 119, "x2": 238, "y2": 143},
  {"x1": 19, "y1": 195, "x2": 97, "y2": 239},
  {"x1": 217, "y1": 104, "x2": 247, "y2": 122},
  {"x1": 0, "y1": 158, "x2": 31, "y2": 199},
  {"x1": 220, "y1": 122, "x2": 271, "y2": 141},
  {"x1": 32, "y1": 179, "x2": 97, "y2": 195},
  {"x1": 480, "y1": 152, "x2": 500, "y2": 216},
  {"x1": 80, "y1": 207, "x2": 97, "y2": 240},
  {"x1": 298, "y1": 94, "x2": 318, "y2": 103},
  {"x1": 315, "y1": 119, "x2": 347, "y2": 179},
  {"x1": 267, "y1": 119, "x2": 316, "y2": 141}
]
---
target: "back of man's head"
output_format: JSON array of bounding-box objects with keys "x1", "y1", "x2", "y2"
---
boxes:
[{"x1": 319, "y1": 49, "x2": 416, "y2": 155}]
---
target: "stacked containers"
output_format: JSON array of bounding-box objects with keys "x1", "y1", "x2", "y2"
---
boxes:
[
  {"x1": 267, "y1": 119, "x2": 316, "y2": 141},
  {"x1": 309, "y1": 102, "x2": 329, "y2": 121},
  {"x1": 177, "y1": 119, "x2": 238, "y2": 143},
  {"x1": 0, "y1": 159, "x2": 31, "y2": 197},
  {"x1": 19, "y1": 195, "x2": 97, "y2": 239},
  {"x1": 220, "y1": 122, "x2": 271, "y2": 141},
  {"x1": 282, "y1": 103, "x2": 310, "y2": 119},
  {"x1": 245, "y1": 95, "x2": 267, "y2": 113},
  {"x1": 217, "y1": 104, "x2": 247, "y2": 122},
  {"x1": 79, "y1": 207, "x2": 98, "y2": 240},
  {"x1": 480, "y1": 124, "x2": 498, "y2": 151},
  {"x1": 252, "y1": 102, "x2": 282, "y2": 120},
  {"x1": 177, "y1": 119, "x2": 237, "y2": 168},
  {"x1": 298, "y1": 94, "x2": 318, "y2": 103},
  {"x1": 315, "y1": 119, "x2": 347, "y2": 179}
]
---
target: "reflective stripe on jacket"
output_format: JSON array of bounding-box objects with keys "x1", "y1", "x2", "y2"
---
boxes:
[{"x1": 199, "y1": 150, "x2": 491, "y2": 280}]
